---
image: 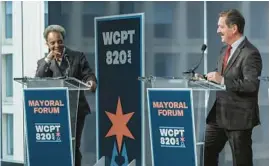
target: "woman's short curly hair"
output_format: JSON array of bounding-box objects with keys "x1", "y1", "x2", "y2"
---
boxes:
[{"x1": 43, "y1": 25, "x2": 66, "y2": 41}]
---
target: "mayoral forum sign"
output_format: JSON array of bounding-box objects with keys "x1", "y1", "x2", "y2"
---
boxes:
[
  {"x1": 147, "y1": 88, "x2": 197, "y2": 166},
  {"x1": 23, "y1": 88, "x2": 73, "y2": 166}
]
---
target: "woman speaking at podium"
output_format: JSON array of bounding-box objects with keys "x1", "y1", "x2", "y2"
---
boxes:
[{"x1": 35, "y1": 24, "x2": 97, "y2": 166}]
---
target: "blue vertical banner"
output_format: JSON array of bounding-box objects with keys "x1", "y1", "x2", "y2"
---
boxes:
[
  {"x1": 95, "y1": 13, "x2": 145, "y2": 166},
  {"x1": 147, "y1": 88, "x2": 197, "y2": 166},
  {"x1": 23, "y1": 88, "x2": 73, "y2": 166}
]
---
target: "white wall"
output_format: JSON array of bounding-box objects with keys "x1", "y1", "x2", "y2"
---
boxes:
[{"x1": 1, "y1": 1, "x2": 46, "y2": 163}]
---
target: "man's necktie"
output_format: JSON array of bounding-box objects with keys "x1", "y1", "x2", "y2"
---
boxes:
[{"x1": 222, "y1": 45, "x2": 232, "y2": 74}]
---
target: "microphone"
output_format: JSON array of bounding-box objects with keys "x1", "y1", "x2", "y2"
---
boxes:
[
  {"x1": 64, "y1": 54, "x2": 70, "y2": 77},
  {"x1": 183, "y1": 44, "x2": 207, "y2": 76}
]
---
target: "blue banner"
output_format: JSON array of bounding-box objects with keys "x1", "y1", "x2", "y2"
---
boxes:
[
  {"x1": 95, "y1": 13, "x2": 145, "y2": 165},
  {"x1": 23, "y1": 88, "x2": 73, "y2": 166},
  {"x1": 147, "y1": 88, "x2": 197, "y2": 166}
]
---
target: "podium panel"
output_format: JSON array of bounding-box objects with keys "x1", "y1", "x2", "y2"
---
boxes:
[
  {"x1": 140, "y1": 76, "x2": 225, "y2": 166},
  {"x1": 147, "y1": 88, "x2": 197, "y2": 166},
  {"x1": 23, "y1": 88, "x2": 73, "y2": 166},
  {"x1": 14, "y1": 77, "x2": 91, "y2": 166}
]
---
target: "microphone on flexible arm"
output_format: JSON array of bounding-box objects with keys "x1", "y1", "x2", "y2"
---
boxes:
[
  {"x1": 64, "y1": 54, "x2": 70, "y2": 77},
  {"x1": 183, "y1": 44, "x2": 207, "y2": 77}
]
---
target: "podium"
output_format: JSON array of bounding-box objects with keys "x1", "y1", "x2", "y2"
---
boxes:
[
  {"x1": 139, "y1": 76, "x2": 225, "y2": 166},
  {"x1": 14, "y1": 76, "x2": 91, "y2": 166}
]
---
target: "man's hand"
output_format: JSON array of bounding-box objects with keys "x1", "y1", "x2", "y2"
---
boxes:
[
  {"x1": 206, "y1": 72, "x2": 223, "y2": 84},
  {"x1": 46, "y1": 50, "x2": 62, "y2": 61},
  {"x1": 87, "y1": 80, "x2": 97, "y2": 92}
]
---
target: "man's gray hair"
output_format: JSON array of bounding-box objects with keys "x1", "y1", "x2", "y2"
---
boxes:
[{"x1": 43, "y1": 25, "x2": 66, "y2": 40}]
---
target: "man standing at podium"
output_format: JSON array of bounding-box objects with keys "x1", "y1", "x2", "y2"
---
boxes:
[
  {"x1": 205, "y1": 9, "x2": 262, "y2": 166},
  {"x1": 35, "y1": 24, "x2": 97, "y2": 166}
]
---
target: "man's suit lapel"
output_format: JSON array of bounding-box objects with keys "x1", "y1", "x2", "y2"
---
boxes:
[
  {"x1": 223, "y1": 38, "x2": 247, "y2": 75},
  {"x1": 219, "y1": 51, "x2": 225, "y2": 73},
  {"x1": 59, "y1": 47, "x2": 72, "y2": 77},
  {"x1": 223, "y1": 48, "x2": 242, "y2": 75}
]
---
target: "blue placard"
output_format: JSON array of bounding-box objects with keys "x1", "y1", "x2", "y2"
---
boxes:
[
  {"x1": 23, "y1": 88, "x2": 73, "y2": 166},
  {"x1": 95, "y1": 13, "x2": 145, "y2": 166},
  {"x1": 147, "y1": 88, "x2": 197, "y2": 166}
]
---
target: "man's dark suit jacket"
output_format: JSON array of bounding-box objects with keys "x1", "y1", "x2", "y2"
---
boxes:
[
  {"x1": 207, "y1": 38, "x2": 262, "y2": 130},
  {"x1": 35, "y1": 47, "x2": 96, "y2": 116}
]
